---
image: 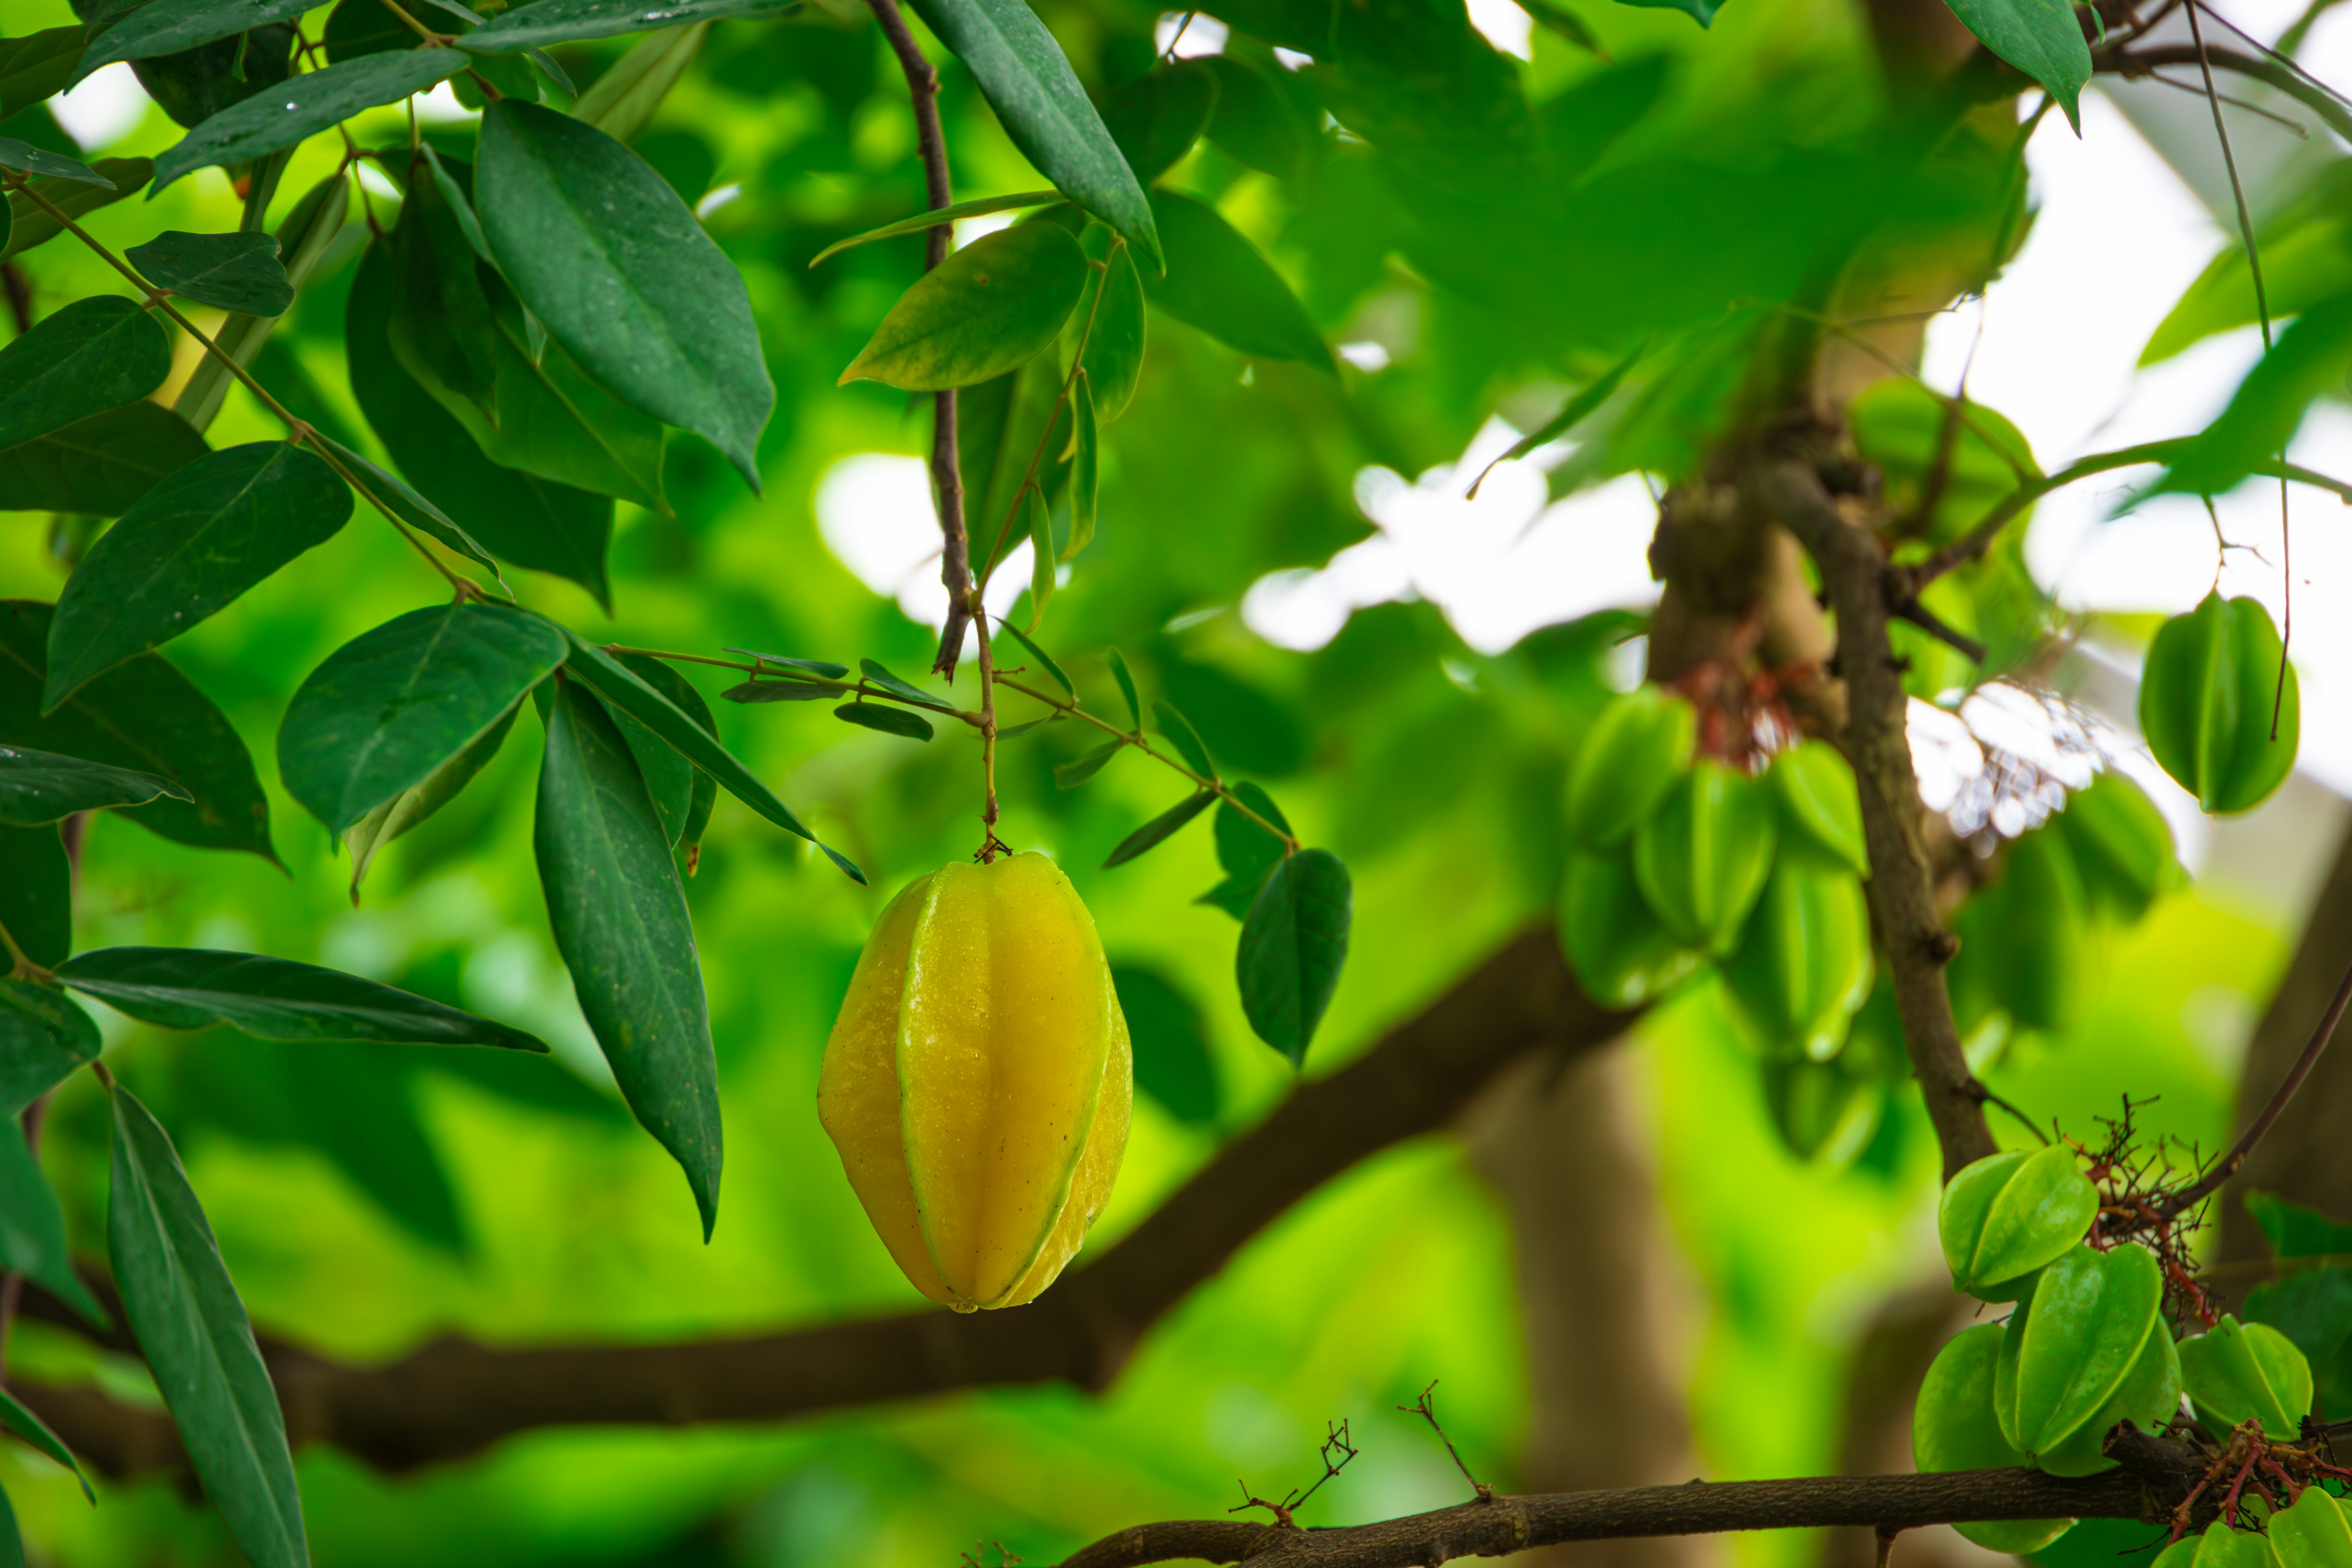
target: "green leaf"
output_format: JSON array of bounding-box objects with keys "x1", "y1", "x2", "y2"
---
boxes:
[
  {"x1": 725, "y1": 649, "x2": 850, "y2": 679},
  {"x1": 1025, "y1": 484, "x2": 1055, "y2": 627},
  {"x1": 344, "y1": 703, "x2": 518, "y2": 899},
  {"x1": 992, "y1": 617, "x2": 1072, "y2": 698},
  {"x1": 127, "y1": 230, "x2": 292, "y2": 316},
  {"x1": 722, "y1": 679, "x2": 834, "y2": 703},
  {"x1": 833, "y1": 702, "x2": 934, "y2": 741},
  {"x1": 573, "y1": 20, "x2": 707, "y2": 143},
  {"x1": 0, "y1": 137, "x2": 112, "y2": 187},
  {"x1": 1153, "y1": 698, "x2": 1215, "y2": 778},
  {"x1": 1202, "y1": 55, "x2": 1314, "y2": 184},
  {"x1": 1066, "y1": 371, "x2": 1099, "y2": 558},
  {"x1": 458, "y1": 0, "x2": 796, "y2": 48},
  {"x1": 44, "y1": 442, "x2": 352, "y2": 710},
  {"x1": 0, "y1": 402, "x2": 209, "y2": 517},
  {"x1": 0, "y1": 825, "x2": 69, "y2": 968},
  {"x1": 345, "y1": 244, "x2": 614, "y2": 606},
  {"x1": 1054, "y1": 737, "x2": 1120, "y2": 788},
  {"x1": 0, "y1": 742, "x2": 190, "y2": 824},
  {"x1": 0, "y1": 1382, "x2": 96, "y2": 1496},
  {"x1": 0, "y1": 296, "x2": 173, "y2": 453},
  {"x1": 477, "y1": 101, "x2": 775, "y2": 489},
  {"x1": 1104, "y1": 789, "x2": 1213, "y2": 867},
  {"x1": 2156, "y1": 294, "x2": 2352, "y2": 500},
  {"x1": 312, "y1": 436, "x2": 505, "y2": 588},
  {"x1": 901, "y1": 0, "x2": 1160, "y2": 268},
  {"x1": 59, "y1": 948, "x2": 549, "y2": 1050},
  {"x1": 0, "y1": 600, "x2": 276, "y2": 862},
  {"x1": 1610, "y1": 0, "x2": 1721, "y2": 24},
  {"x1": 153, "y1": 50, "x2": 470, "y2": 192},
  {"x1": 0, "y1": 28, "x2": 85, "y2": 119},
  {"x1": 1939, "y1": 0, "x2": 2090, "y2": 126},
  {"x1": 561, "y1": 632, "x2": 860, "y2": 878},
  {"x1": 1106, "y1": 646, "x2": 1141, "y2": 731},
  {"x1": 841, "y1": 224, "x2": 1088, "y2": 392},
  {"x1": 0, "y1": 1117, "x2": 108, "y2": 1330},
  {"x1": 0, "y1": 980, "x2": 98, "y2": 1116},
  {"x1": 2, "y1": 157, "x2": 151, "y2": 263},
  {"x1": 74, "y1": 0, "x2": 315, "y2": 78},
  {"x1": 169, "y1": 172, "x2": 349, "y2": 433},
  {"x1": 534, "y1": 679, "x2": 722, "y2": 1237},
  {"x1": 1215, "y1": 780, "x2": 1291, "y2": 884},
  {"x1": 106, "y1": 1083, "x2": 309, "y2": 1568},
  {"x1": 855, "y1": 657, "x2": 956, "y2": 711},
  {"x1": 277, "y1": 604, "x2": 568, "y2": 834},
  {"x1": 1110, "y1": 962, "x2": 1220, "y2": 1125},
  {"x1": 612, "y1": 653, "x2": 717, "y2": 850},
  {"x1": 1144, "y1": 189, "x2": 1332, "y2": 371},
  {"x1": 810, "y1": 191, "x2": 1064, "y2": 268},
  {"x1": 125, "y1": 21, "x2": 298, "y2": 132},
  {"x1": 1075, "y1": 224, "x2": 1146, "y2": 424},
  {"x1": 1468, "y1": 341, "x2": 1645, "y2": 496},
  {"x1": 1237, "y1": 847, "x2": 1351, "y2": 1065},
  {"x1": 1101, "y1": 61, "x2": 1218, "y2": 185}
]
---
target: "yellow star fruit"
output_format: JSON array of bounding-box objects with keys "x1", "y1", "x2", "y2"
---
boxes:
[{"x1": 819, "y1": 851, "x2": 1133, "y2": 1311}]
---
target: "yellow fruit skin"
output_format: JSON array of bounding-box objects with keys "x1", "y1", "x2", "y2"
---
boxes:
[{"x1": 817, "y1": 852, "x2": 1129, "y2": 1311}]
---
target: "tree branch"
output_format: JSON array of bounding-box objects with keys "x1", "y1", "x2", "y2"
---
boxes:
[
  {"x1": 1759, "y1": 454, "x2": 1997, "y2": 1181},
  {"x1": 862, "y1": 0, "x2": 973, "y2": 679},
  {"x1": 2099, "y1": 43, "x2": 2352, "y2": 142},
  {"x1": 16, "y1": 927, "x2": 1630, "y2": 1477}
]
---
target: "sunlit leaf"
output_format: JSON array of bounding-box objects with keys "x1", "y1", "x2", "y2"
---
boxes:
[
  {"x1": 841, "y1": 224, "x2": 1089, "y2": 392},
  {"x1": 1144, "y1": 190, "x2": 1332, "y2": 371},
  {"x1": 1938, "y1": 0, "x2": 2090, "y2": 126},
  {"x1": 810, "y1": 190, "x2": 1063, "y2": 268}
]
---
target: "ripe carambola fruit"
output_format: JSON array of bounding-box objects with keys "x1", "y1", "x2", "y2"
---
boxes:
[
  {"x1": 1564, "y1": 687, "x2": 1695, "y2": 850},
  {"x1": 1939, "y1": 1145, "x2": 2099, "y2": 1302},
  {"x1": 1913, "y1": 1324, "x2": 2076, "y2": 1554},
  {"x1": 1721, "y1": 853, "x2": 1872, "y2": 1061},
  {"x1": 819, "y1": 853, "x2": 1133, "y2": 1312},
  {"x1": 2179, "y1": 1314, "x2": 2313, "y2": 1440},
  {"x1": 2271, "y1": 1487, "x2": 2352, "y2": 1568},
  {"x1": 2139, "y1": 592, "x2": 2300, "y2": 816},
  {"x1": 1632, "y1": 760, "x2": 1776, "y2": 957},
  {"x1": 1994, "y1": 1243, "x2": 2182, "y2": 1476},
  {"x1": 1558, "y1": 847, "x2": 1702, "y2": 1008}
]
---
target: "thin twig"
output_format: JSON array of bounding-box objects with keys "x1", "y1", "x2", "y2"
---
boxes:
[{"x1": 601, "y1": 644, "x2": 985, "y2": 724}]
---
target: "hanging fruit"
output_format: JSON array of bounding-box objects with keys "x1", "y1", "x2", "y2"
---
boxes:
[
  {"x1": 2139, "y1": 592, "x2": 2300, "y2": 815},
  {"x1": 1563, "y1": 686, "x2": 1695, "y2": 850},
  {"x1": 1760, "y1": 1055, "x2": 1883, "y2": 1165},
  {"x1": 1632, "y1": 759, "x2": 1777, "y2": 956},
  {"x1": 1952, "y1": 827, "x2": 2088, "y2": 1033},
  {"x1": 2270, "y1": 1487, "x2": 2352, "y2": 1568},
  {"x1": 2052, "y1": 771, "x2": 2177, "y2": 922},
  {"x1": 1913, "y1": 1324, "x2": 2078, "y2": 1554},
  {"x1": 1558, "y1": 847, "x2": 1704, "y2": 1008},
  {"x1": 1994, "y1": 1243, "x2": 2182, "y2": 1476},
  {"x1": 818, "y1": 853, "x2": 1133, "y2": 1312},
  {"x1": 1768, "y1": 740, "x2": 1868, "y2": 875},
  {"x1": 2179, "y1": 1314, "x2": 2313, "y2": 1440},
  {"x1": 1721, "y1": 852, "x2": 1873, "y2": 1061},
  {"x1": 1938, "y1": 1144, "x2": 2099, "y2": 1302}
]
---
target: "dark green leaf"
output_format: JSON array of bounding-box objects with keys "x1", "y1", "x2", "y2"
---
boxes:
[
  {"x1": 1144, "y1": 189, "x2": 1332, "y2": 371},
  {"x1": 127, "y1": 230, "x2": 293, "y2": 316},
  {"x1": 323, "y1": 0, "x2": 411, "y2": 61},
  {"x1": 562, "y1": 632, "x2": 859, "y2": 876},
  {"x1": 127, "y1": 23, "x2": 296, "y2": 132},
  {"x1": 0, "y1": 1117, "x2": 107, "y2": 1330},
  {"x1": 0, "y1": 742, "x2": 190, "y2": 824},
  {"x1": 1025, "y1": 484, "x2": 1055, "y2": 625},
  {"x1": 902, "y1": 0, "x2": 1160, "y2": 268},
  {"x1": 278, "y1": 604, "x2": 567, "y2": 834},
  {"x1": 1101, "y1": 61, "x2": 1217, "y2": 186},
  {"x1": 345, "y1": 245, "x2": 614, "y2": 607},
  {"x1": 856, "y1": 657, "x2": 956, "y2": 711},
  {"x1": 1, "y1": 158, "x2": 151, "y2": 262},
  {"x1": 1055, "y1": 737, "x2": 1121, "y2": 788},
  {"x1": 0, "y1": 980, "x2": 98, "y2": 1116},
  {"x1": 0, "y1": 402, "x2": 209, "y2": 516},
  {"x1": 1076, "y1": 224, "x2": 1146, "y2": 423},
  {"x1": 534, "y1": 679, "x2": 722, "y2": 1237},
  {"x1": 0, "y1": 1477, "x2": 17, "y2": 1566},
  {"x1": 1066, "y1": 369, "x2": 1099, "y2": 556},
  {"x1": 58, "y1": 947, "x2": 548, "y2": 1050},
  {"x1": 312, "y1": 436, "x2": 505, "y2": 587},
  {"x1": 74, "y1": 0, "x2": 315, "y2": 77},
  {"x1": 832, "y1": 702, "x2": 934, "y2": 741},
  {"x1": 1202, "y1": 55, "x2": 1314, "y2": 184},
  {"x1": 2157, "y1": 293, "x2": 2352, "y2": 500},
  {"x1": 0, "y1": 137, "x2": 111, "y2": 187},
  {"x1": 1153, "y1": 698, "x2": 1215, "y2": 778},
  {"x1": 810, "y1": 190, "x2": 1063, "y2": 267},
  {"x1": 1611, "y1": 0, "x2": 1720, "y2": 21},
  {"x1": 0, "y1": 28, "x2": 85, "y2": 118},
  {"x1": 106, "y1": 1084, "x2": 308, "y2": 1568},
  {"x1": 2245, "y1": 1265, "x2": 2352, "y2": 1370},
  {"x1": 1237, "y1": 847, "x2": 1351, "y2": 1065},
  {"x1": 722, "y1": 679, "x2": 834, "y2": 703},
  {"x1": 1940, "y1": 0, "x2": 2090, "y2": 126},
  {"x1": 996, "y1": 714, "x2": 1057, "y2": 737},
  {"x1": 1110, "y1": 963, "x2": 1219, "y2": 1125},
  {"x1": 1518, "y1": 0, "x2": 1609, "y2": 51},
  {"x1": 993, "y1": 617, "x2": 1073, "y2": 698},
  {"x1": 477, "y1": 101, "x2": 774, "y2": 488},
  {"x1": 723, "y1": 649, "x2": 850, "y2": 679},
  {"x1": 1104, "y1": 789, "x2": 1213, "y2": 866},
  {"x1": 0, "y1": 1382, "x2": 96, "y2": 1493},
  {"x1": 344, "y1": 702, "x2": 518, "y2": 898},
  {"x1": 153, "y1": 49, "x2": 469, "y2": 192},
  {"x1": 612, "y1": 654, "x2": 714, "y2": 845},
  {"x1": 45, "y1": 442, "x2": 352, "y2": 710},
  {"x1": 0, "y1": 600, "x2": 276, "y2": 861},
  {"x1": 840, "y1": 223, "x2": 1088, "y2": 392},
  {"x1": 572, "y1": 19, "x2": 707, "y2": 143},
  {"x1": 0, "y1": 826, "x2": 69, "y2": 970},
  {"x1": 1215, "y1": 780, "x2": 1291, "y2": 884},
  {"x1": 458, "y1": 0, "x2": 795, "y2": 48},
  {"x1": 1195, "y1": 874, "x2": 1259, "y2": 921},
  {"x1": 1106, "y1": 646, "x2": 1141, "y2": 731},
  {"x1": 0, "y1": 296, "x2": 172, "y2": 452}
]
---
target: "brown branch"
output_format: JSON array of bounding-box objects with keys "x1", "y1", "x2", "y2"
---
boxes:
[
  {"x1": 2100, "y1": 43, "x2": 2352, "y2": 142},
  {"x1": 862, "y1": 0, "x2": 973, "y2": 679},
  {"x1": 15, "y1": 926, "x2": 1630, "y2": 1477},
  {"x1": 2163, "y1": 949, "x2": 2352, "y2": 1219},
  {"x1": 1759, "y1": 453, "x2": 1997, "y2": 1181}
]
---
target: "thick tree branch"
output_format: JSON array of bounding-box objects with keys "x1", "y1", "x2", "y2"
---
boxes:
[
  {"x1": 862, "y1": 0, "x2": 972, "y2": 679},
  {"x1": 17, "y1": 927, "x2": 1630, "y2": 1477},
  {"x1": 1759, "y1": 454, "x2": 1997, "y2": 1182}
]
